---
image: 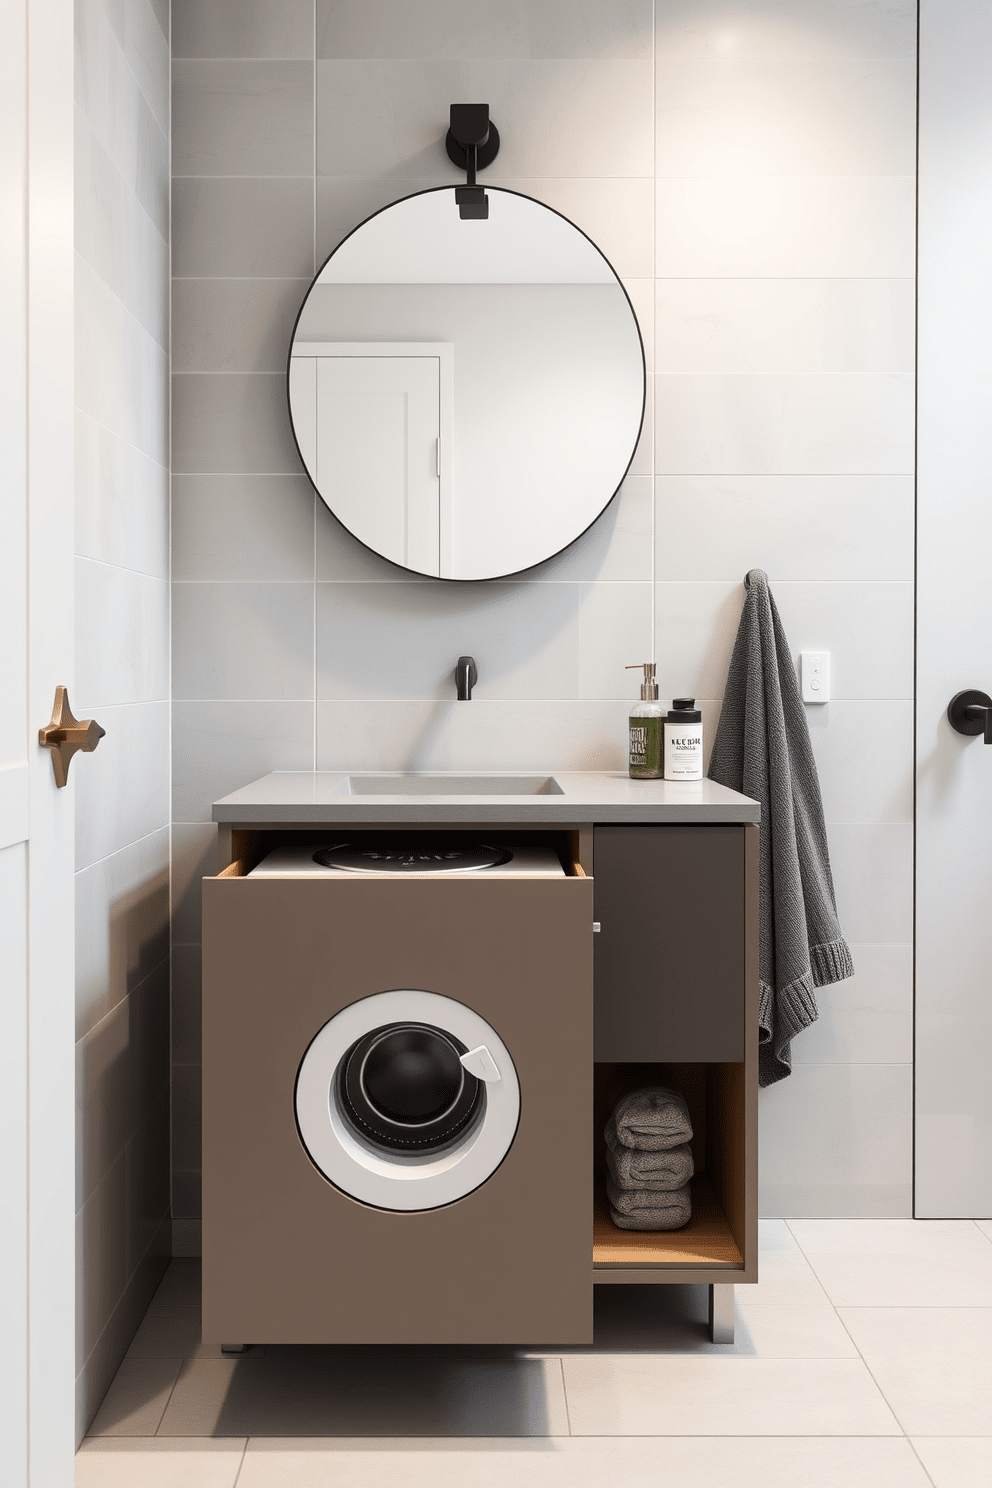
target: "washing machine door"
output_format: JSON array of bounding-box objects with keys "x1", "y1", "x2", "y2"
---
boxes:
[{"x1": 295, "y1": 989, "x2": 520, "y2": 1211}]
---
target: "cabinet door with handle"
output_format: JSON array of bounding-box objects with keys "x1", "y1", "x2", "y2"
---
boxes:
[{"x1": 593, "y1": 825, "x2": 746, "y2": 1062}]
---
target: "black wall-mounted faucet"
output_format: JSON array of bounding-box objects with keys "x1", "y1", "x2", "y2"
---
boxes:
[{"x1": 456, "y1": 656, "x2": 478, "y2": 701}]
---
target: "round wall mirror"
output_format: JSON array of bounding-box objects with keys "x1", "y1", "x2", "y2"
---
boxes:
[{"x1": 288, "y1": 186, "x2": 645, "y2": 581}]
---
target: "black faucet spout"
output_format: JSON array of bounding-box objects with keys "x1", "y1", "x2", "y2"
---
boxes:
[{"x1": 456, "y1": 656, "x2": 478, "y2": 701}]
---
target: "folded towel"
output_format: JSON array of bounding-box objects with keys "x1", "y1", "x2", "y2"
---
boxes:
[
  {"x1": 607, "y1": 1179, "x2": 691, "y2": 1231},
  {"x1": 708, "y1": 569, "x2": 854, "y2": 1086},
  {"x1": 607, "y1": 1087, "x2": 693, "y2": 1152},
  {"x1": 606, "y1": 1132, "x2": 694, "y2": 1191}
]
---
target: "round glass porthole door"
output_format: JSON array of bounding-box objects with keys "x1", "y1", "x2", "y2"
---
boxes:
[{"x1": 295, "y1": 990, "x2": 520, "y2": 1211}]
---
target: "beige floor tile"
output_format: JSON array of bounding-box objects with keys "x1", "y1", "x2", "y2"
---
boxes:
[
  {"x1": 235, "y1": 1435, "x2": 932, "y2": 1488},
  {"x1": 840, "y1": 1308, "x2": 992, "y2": 1435},
  {"x1": 531, "y1": 1284, "x2": 855, "y2": 1360},
  {"x1": 788, "y1": 1218, "x2": 992, "y2": 1306},
  {"x1": 75, "y1": 1438, "x2": 246, "y2": 1488},
  {"x1": 977, "y1": 1220, "x2": 992, "y2": 1243},
  {"x1": 911, "y1": 1436, "x2": 992, "y2": 1487},
  {"x1": 158, "y1": 1349, "x2": 568, "y2": 1438},
  {"x1": 733, "y1": 1299, "x2": 859, "y2": 1358},
  {"x1": 748, "y1": 1219, "x2": 833, "y2": 1304},
  {"x1": 562, "y1": 1355, "x2": 900, "y2": 1436},
  {"x1": 86, "y1": 1358, "x2": 182, "y2": 1437}
]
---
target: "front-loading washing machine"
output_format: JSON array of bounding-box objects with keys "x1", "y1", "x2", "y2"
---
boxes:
[{"x1": 201, "y1": 835, "x2": 595, "y2": 1345}]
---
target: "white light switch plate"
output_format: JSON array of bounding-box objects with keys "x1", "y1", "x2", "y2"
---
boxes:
[{"x1": 800, "y1": 651, "x2": 830, "y2": 703}]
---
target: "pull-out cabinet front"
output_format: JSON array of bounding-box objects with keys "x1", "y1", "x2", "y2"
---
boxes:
[{"x1": 202, "y1": 868, "x2": 594, "y2": 1345}]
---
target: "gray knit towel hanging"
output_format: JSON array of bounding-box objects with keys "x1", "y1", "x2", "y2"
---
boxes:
[{"x1": 708, "y1": 569, "x2": 854, "y2": 1086}]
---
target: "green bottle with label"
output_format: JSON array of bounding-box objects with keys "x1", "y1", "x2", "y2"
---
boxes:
[{"x1": 626, "y1": 662, "x2": 663, "y2": 779}]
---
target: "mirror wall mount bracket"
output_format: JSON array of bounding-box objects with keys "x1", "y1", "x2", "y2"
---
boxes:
[{"x1": 446, "y1": 104, "x2": 500, "y2": 220}]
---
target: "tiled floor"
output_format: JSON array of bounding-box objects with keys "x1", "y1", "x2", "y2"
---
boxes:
[{"x1": 76, "y1": 1219, "x2": 992, "y2": 1487}]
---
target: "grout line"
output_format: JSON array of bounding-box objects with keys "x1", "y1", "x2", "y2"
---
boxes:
[
  {"x1": 232, "y1": 1437, "x2": 251, "y2": 1486},
  {"x1": 558, "y1": 1357, "x2": 572, "y2": 1436}
]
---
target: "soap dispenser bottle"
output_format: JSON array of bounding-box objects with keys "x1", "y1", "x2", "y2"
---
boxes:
[
  {"x1": 664, "y1": 698, "x2": 703, "y2": 780},
  {"x1": 626, "y1": 663, "x2": 663, "y2": 779}
]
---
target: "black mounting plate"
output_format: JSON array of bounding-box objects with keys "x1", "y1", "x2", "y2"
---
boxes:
[{"x1": 445, "y1": 123, "x2": 501, "y2": 172}]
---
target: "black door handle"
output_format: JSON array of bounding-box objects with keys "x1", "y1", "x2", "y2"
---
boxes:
[{"x1": 947, "y1": 690, "x2": 992, "y2": 744}]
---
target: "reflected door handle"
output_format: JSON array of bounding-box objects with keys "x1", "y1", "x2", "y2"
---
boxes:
[
  {"x1": 947, "y1": 690, "x2": 992, "y2": 744},
  {"x1": 38, "y1": 686, "x2": 105, "y2": 786}
]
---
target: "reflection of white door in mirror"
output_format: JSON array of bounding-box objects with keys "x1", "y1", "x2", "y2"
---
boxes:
[{"x1": 290, "y1": 341, "x2": 453, "y2": 577}]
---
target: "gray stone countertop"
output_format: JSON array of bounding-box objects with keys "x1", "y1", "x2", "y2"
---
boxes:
[{"x1": 212, "y1": 771, "x2": 760, "y2": 825}]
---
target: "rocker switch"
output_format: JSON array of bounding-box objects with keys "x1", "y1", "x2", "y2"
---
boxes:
[{"x1": 459, "y1": 1045, "x2": 501, "y2": 1083}]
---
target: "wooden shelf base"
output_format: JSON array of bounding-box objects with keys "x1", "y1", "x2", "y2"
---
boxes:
[{"x1": 593, "y1": 1173, "x2": 743, "y2": 1269}]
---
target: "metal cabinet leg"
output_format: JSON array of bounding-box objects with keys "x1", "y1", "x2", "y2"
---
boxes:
[{"x1": 709, "y1": 1284, "x2": 734, "y2": 1344}]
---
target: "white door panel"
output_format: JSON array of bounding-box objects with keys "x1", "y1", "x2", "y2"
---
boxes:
[
  {"x1": 0, "y1": 0, "x2": 75, "y2": 1479},
  {"x1": 916, "y1": 0, "x2": 992, "y2": 1217}
]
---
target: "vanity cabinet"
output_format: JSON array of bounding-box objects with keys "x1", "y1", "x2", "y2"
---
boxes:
[{"x1": 202, "y1": 773, "x2": 759, "y2": 1344}]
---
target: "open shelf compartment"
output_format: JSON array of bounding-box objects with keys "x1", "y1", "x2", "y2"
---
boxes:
[{"x1": 592, "y1": 1060, "x2": 750, "y2": 1276}]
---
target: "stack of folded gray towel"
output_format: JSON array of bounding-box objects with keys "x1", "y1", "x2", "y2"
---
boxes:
[{"x1": 605, "y1": 1086, "x2": 694, "y2": 1231}]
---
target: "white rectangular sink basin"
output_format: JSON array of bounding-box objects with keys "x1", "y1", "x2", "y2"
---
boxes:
[{"x1": 335, "y1": 774, "x2": 564, "y2": 797}]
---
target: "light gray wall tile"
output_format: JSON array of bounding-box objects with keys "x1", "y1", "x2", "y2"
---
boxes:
[
  {"x1": 75, "y1": 0, "x2": 169, "y2": 236},
  {"x1": 75, "y1": 827, "x2": 170, "y2": 1041},
  {"x1": 317, "y1": 0, "x2": 653, "y2": 59},
  {"x1": 654, "y1": 373, "x2": 915, "y2": 476},
  {"x1": 172, "y1": 582, "x2": 315, "y2": 701},
  {"x1": 654, "y1": 580, "x2": 914, "y2": 703},
  {"x1": 172, "y1": 474, "x2": 315, "y2": 580},
  {"x1": 75, "y1": 115, "x2": 169, "y2": 350},
  {"x1": 172, "y1": 701, "x2": 315, "y2": 822},
  {"x1": 172, "y1": 373, "x2": 301, "y2": 474},
  {"x1": 655, "y1": 0, "x2": 918, "y2": 62},
  {"x1": 759, "y1": 1063, "x2": 913, "y2": 1218},
  {"x1": 75, "y1": 410, "x2": 169, "y2": 579},
  {"x1": 170, "y1": 824, "x2": 219, "y2": 944},
  {"x1": 76, "y1": 1155, "x2": 128, "y2": 1373},
  {"x1": 655, "y1": 279, "x2": 915, "y2": 377},
  {"x1": 828, "y1": 824, "x2": 914, "y2": 946},
  {"x1": 173, "y1": 0, "x2": 314, "y2": 59},
  {"x1": 75, "y1": 559, "x2": 169, "y2": 709},
  {"x1": 316, "y1": 699, "x2": 630, "y2": 773},
  {"x1": 792, "y1": 945, "x2": 913, "y2": 1066},
  {"x1": 148, "y1": 0, "x2": 168, "y2": 42},
  {"x1": 316, "y1": 175, "x2": 655, "y2": 278},
  {"x1": 76, "y1": 256, "x2": 169, "y2": 467},
  {"x1": 102, "y1": 0, "x2": 170, "y2": 131},
  {"x1": 806, "y1": 701, "x2": 913, "y2": 825},
  {"x1": 316, "y1": 60, "x2": 654, "y2": 179},
  {"x1": 172, "y1": 61, "x2": 314, "y2": 177},
  {"x1": 316, "y1": 580, "x2": 652, "y2": 701},
  {"x1": 172, "y1": 177, "x2": 314, "y2": 278},
  {"x1": 75, "y1": 701, "x2": 170, "y2": 871},
  {"x1": 76, "y1": 997, "x2": 129, "y2": 1210},
  {"x1": 172, "y1": 278, "x2": 309, "y2": 373},
  {"x1": 126, "y1": 1089, "x2": 171, "y2": 1275},
  {"x1": 655, "y1": 475, "x2": 914, "y2": 583},
  {"x1": 171, "y1": 944, "x2": 202, "y2": 1066},
  {"x1": 656, "y1": 176, "x2": 917, "y2": 279},
  {"x1": 171, "y1": 1066, "x2": 202, "y2": 1220}
]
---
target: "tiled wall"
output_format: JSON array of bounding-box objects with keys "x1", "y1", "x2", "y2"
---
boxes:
[
  {"x1": 74, "y1": 0, "x2": 172, "y2": 1438},
  {"x1": 170, "y1": 0, "x2": 917, "y2": 1229}
]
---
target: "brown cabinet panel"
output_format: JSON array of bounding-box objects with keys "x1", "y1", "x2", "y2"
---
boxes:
[
  {"x1": 202, "y1": 873, "x2": 594, "y2": 1345},
  {"x1": 593, "y1": 825, "x2": 745, "y2": 1062}
]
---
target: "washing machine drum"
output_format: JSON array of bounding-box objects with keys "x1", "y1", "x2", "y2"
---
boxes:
[{"x1": 295, "y1": 990, "x2": 521, "y2": 1211}]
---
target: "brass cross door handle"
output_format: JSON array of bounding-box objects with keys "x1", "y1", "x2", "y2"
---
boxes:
[{"x1": 38, "y1": 686, "x2": 105, "y2": 787}]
